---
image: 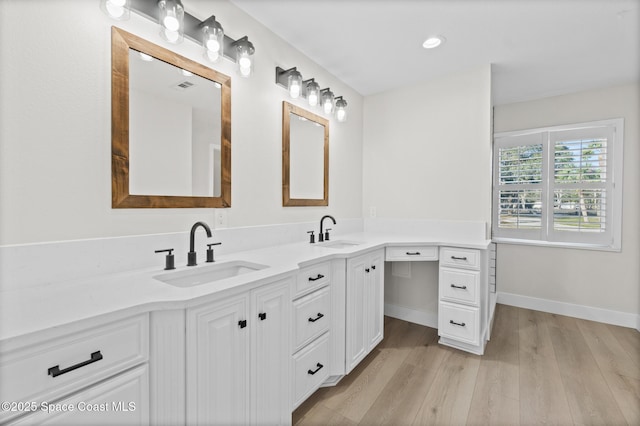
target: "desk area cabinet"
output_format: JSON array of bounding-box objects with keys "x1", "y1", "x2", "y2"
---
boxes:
[{"x1": 345, "y1": 249, "x2": 385, "y2": 373}]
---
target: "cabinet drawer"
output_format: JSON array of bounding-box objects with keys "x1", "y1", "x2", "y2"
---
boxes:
[
  {"x1": 439, "y1": 267, "x2": 480, "y2": 306},
  {"x1": 385, "y1": 246, "x2": 438, "y2": 262},
  {"x1": 296, "y1": 262, "x2": 331, "y2": 296},
  {"x1": 292, "y1": 332, "x2": 330, "y2": 408},
  {"x1": 293, "y1": 287, "x2": 331, "y2": 352},
  {"x1": 10, "y1": 364, "x2": 149, "y2": 425},
  {"x1": 439, "y1": 247, "x2": 480, "y2": 270},
  {"x1": 0, "y1": 314, "x2": 148, "y2": 423},
  {"x1": 438, "y1": 302, "x2": 480, "y2": 346}
]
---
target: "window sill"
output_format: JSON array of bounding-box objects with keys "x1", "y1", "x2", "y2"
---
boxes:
[{"x1": 491, "y1": 237, "x2": 621, "y2": 252}]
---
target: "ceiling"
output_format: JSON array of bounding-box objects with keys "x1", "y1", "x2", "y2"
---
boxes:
[{"x1": 221, "y1": 0, "x2": 639, "y2": 105}]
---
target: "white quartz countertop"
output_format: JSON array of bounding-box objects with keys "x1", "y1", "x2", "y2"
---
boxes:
[{"x1": 0, "y1": 232, "x2": 490, "y2": 344}]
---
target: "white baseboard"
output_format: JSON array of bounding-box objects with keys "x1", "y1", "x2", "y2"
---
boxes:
[
  {"x1": 498, "y1": 292, "x2": 640, "y2": 331},
  {"x1": 384, "y1": 303, "x2": 438, "y2": 329}
]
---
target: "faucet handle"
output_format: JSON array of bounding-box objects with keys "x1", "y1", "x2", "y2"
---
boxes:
[
  {"x1": 307, "y1": 230, "x2": 315, "y2": 244},
  {"x1": 324, "y1": 228, "x2": 332, "y2": 241},
  {"x1": 206, "y1": 242, "x2": 222, "y2": 263},
  {"x1": 155, "y1": 249, "x2": 176, "y2": 270}
]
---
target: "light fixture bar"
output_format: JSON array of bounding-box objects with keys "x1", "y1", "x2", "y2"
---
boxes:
[
  {"x1": 275, "y1": 66, "x2": 347, "y2": 121},
  {"x1": 125, "y1": 0, "x2": 252, "y2": 63}
]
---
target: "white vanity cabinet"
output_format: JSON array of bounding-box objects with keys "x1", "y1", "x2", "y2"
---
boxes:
[
  {"x1": 438, "y1": 246, "x2": 489, "y2": 355},
  {"x1": 186, "y1": 276, "x2": 292, "y2": 426},
  {"x1": 291, "y1": 262, "x2": 332, "y2": 409},
  {"x1": 0, "y1": 314, "x2": 149, "y2": 425},
  {"x1": 345, "y1": 249, "x2": 385, "y2": 373}
]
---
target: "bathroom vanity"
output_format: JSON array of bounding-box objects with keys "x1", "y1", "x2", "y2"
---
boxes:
[{"x1": 0, "y1": 226, "x2": 493, "y2": 425}]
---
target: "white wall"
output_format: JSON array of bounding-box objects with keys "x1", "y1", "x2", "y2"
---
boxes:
[
  {"x1": 0, "y1": 0, "x2": 363, "y2": 245},
  {"x1": 362, "y1": 65, "x2": 493, "y2": 225},
  {"x1": 363, "y1": 65, "x2": 493, "y2": 320},
  {"x1": 494, "y1": 83, "x2": 640, "y2": 318}
]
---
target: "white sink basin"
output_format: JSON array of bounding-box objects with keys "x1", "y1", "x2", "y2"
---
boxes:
[
  {"x1": 154, "y1": 261, "x2": 268, "y2": 287},
  {"x1": 317, "y1": 240, "x2": 363, "y2": 249}
]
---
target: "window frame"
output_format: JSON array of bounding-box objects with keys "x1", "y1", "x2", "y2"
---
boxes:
[{"x1": 492, "y1": 118, "x2": 624, "y2": 251}]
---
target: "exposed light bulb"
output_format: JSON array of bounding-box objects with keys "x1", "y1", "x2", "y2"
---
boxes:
[
  {"x1": 163, "y1": 28, "x2": 180, "y2": 43},
  {"x1": 206, "y1": 39, "x2": 221, "y2": 52},
  {"x1": 163, "y1": 14, "x2": 180, "y2": 32},
  {"x1": 101, "y1": 0, "x2": 129, "y2": 20},
  {"x1": 336, "y1": 108, "x2": 347, "y2": 122},
  {"x1": 158, "y1": 0, "x2": 184, "y2": 44},
  {"x1": 239, "y1": 56, "x2": 251, "y2": 69},
  {"x1": 308, "y1": 92, "x2": 318, "y2": 106},
  {"x1": 290, "y1": 82, "x2": 301, "y2": 98},
  {"x1": 181, "y1": 69, "x2": 193, "y2": 77},
  {"x1": 323, "y1": 99, "x2": 333, "y2": 114},
  {"x1": 206, "y1": 50, "x2": 220, "y2": 62}
]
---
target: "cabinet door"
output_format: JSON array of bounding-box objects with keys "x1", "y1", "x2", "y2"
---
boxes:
[
  {"x1": 251, "y1": 279, "x2": 292, "y2": 425},
  {"x1": 366, "y1": 252, "x2": 384, "y2": 350},
  {"x1": 345, "y1": 254, "x2": 368, "y2": 373},
  {"x1": 187, "y1": 294, "x2": 249, "y2": 426},
  {"x1": 11, "y1": 365, "x2": 149, "y2": 425}
]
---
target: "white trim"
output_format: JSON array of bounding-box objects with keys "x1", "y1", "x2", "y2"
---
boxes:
[
  {"x1": 492, "y1": 118, "x2": 623, "y2": 251},
  {"x1": 498, "y1": 291, "x2": 639, "y2": 330},
  {"x1": 384, "y1": 303, "x2": 438, "y2": 329}
]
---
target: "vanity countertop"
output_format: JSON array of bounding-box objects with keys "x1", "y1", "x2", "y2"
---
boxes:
[{"x1": 0, "y1": 231, "x2": 490, "y2": 345}]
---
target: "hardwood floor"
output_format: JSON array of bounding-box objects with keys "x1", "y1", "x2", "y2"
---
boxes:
[{"x1": 292, "y1": 304, "x2": 640, "y2": 425}]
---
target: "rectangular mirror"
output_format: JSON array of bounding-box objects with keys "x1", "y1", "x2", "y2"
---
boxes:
[
  {"x1": 111, "y1": 27, "x2": 231, "y2": 208},
  {"x1": 282, "y1": 102, "x2": 329, "y2": 206}
]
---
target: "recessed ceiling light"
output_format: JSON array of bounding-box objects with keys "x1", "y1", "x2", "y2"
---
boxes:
[{"x1": 423, "y1": 36, "x2": 445, "y2": 49}]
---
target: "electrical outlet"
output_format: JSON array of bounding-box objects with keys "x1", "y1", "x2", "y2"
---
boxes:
[
  {"x1": 215, "y1": 210, "x2": 228, "y2": 228},
  {"x1": 369, "y1": 206, "x2": 377, "y2": 218}
]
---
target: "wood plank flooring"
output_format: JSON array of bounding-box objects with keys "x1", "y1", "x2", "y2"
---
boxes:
[{"x1": 292, "y1": 304, "x2": 640, "y2": 425}]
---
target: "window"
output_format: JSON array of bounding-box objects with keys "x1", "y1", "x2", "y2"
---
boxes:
[{"x1": 493, "y1": 119, "x2": 623, "y2": 250}]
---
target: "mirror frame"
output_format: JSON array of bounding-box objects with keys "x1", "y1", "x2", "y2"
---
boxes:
[
  {"x1": 282, "y1": 101, "x2": 329, "y2": 206},
  {"x1": 111, "y1": 27, "x2": 231, "y2": 208}
]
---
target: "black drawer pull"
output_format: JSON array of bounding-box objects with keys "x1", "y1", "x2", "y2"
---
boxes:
[
  {"x1": 307, "y1": 363, "x2": 324, "y2": 375},
  {"x1": 258, "y1": 312, "x2": 267, "y2": 321},
  {"x1": 48, "y1": 351, "x2": 103, "y2": 378},
  {"x1": 308, "y1": 274, "x2": 325, "y2": 282},
  {"x1": 308, "y1": 313, "x2": 324, "y2": 322},
  {"x1": 406, "y1": 252, "x2": 421, "y2": 256},
  {"x1": 449, "y1": 320, "x2": 466, "y2": 327},
  {"x1": 450, "y1": 284, "x2": 467, "y2": 290},
  {"x1": 451, "y1": 256, "x2": 468, "y2": 261},
  {"x1": 238, "y1": 319, "x2": 247, "y2": 328}
]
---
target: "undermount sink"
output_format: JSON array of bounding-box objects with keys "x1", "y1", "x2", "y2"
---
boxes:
[
  {"x1": 317, "y1": 240, "x2": 363, "y2": 249},
  {"x1": 153, "y1": 260, "x2": 268, "y2": 288}
]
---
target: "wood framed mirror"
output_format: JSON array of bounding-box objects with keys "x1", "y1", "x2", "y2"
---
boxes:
[
  {"x1": 282, "y1": 102, "x2": 329, "y2": 206},
  {"x1": 111, "y1": 27, "x2": 231, "y2": 208}
]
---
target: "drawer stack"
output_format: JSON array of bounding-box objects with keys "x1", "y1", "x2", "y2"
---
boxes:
[
  {"x1": 438, "y1": 247, "x2": 482, "y2": 348},
  {"x1": 291, "y1": 262, "x2": 332, "y2": 409}
]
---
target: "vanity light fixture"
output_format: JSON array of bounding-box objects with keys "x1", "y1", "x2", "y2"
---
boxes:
[
  {"x1": 201, "y1": 15, "x2": 224, "y2": 63},
  {"x1": 275, "y1": 66, "x2": 348, "y2": 121},
  {"x1": 101, "y1": 0, "x2": 256, "y2": 76},
  {"x1": 158, "y1": 0, "x2": 184, "y2": 44},
  {"x1": 305, "y1": 80, "x2": 320, "y2": 107},
  {"x1": 321, "y1": 88, "x2": 335, "y2": 114},
  {"x1": 288, "y1": 70, "x2": 303, "y2": 99},
  {"x1": 276, "y1": 67, "x2": 304, "y2": 99},
  {"x1": 100, "y1": 0, "x2": 130, "y2": 20},
  {"x1": 233, "y1": 37, "x2": 255, "y2": 77},
  {"x1": 335, "y1": 97, "x2": 347, "y2": 122}
]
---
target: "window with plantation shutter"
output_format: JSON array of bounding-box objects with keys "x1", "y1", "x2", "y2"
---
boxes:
[{"x1": 492, "y1": 119, "x2": 623, "y2": 251}]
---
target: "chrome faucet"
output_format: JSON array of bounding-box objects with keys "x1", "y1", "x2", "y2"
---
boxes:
[
  {"x1": 187, "y1": 221, "x2": 212, "y2": 266},
  {"x1": 319, "y1": 215, "x2": 336, "y2": 242}
]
